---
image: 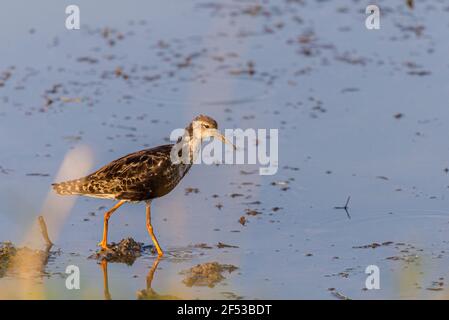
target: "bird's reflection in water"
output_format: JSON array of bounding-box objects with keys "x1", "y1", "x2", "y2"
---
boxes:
[
  {"x1": 100, "y1": 260, "x2": 112, "y2": 300},
  {"x1": 100, "y1": 257, "x2": 179, "y2": 300}
]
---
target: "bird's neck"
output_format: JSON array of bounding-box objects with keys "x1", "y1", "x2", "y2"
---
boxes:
[{"x1": 176, "y1": 133, "x2": 202, "y2": 164}]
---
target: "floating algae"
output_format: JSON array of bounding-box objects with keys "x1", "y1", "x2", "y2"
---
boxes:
[{"x1": 181, "y1": 262, "x2": 238, "y2": 288}]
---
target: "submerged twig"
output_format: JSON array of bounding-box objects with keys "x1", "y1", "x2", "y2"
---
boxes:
[
  {"x1": 334, "y1": 196, "x2": 351, "y2": 219},
  {"x1": 38, "y1": 215, "x2": 53, "y2": 248}
]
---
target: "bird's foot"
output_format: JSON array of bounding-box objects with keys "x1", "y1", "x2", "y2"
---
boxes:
[{"x1": 155, "y1": 247, "x2": 164, "y2": 257}]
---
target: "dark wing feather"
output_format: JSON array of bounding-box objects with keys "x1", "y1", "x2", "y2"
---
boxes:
[
  {"x1": 87, "y1": 145, "x2": 174, "y2": 198},
  {"x1": 53, "y1": 144, "x2": 177, "y2": 200}
]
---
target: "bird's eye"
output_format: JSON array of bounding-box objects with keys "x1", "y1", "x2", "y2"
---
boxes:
[{"x1": 204, "y1": 124, "x2": 210, "y2": 129}]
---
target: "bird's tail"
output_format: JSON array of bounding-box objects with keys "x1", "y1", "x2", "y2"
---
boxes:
[{"x1": 52, "y1": 178, "x2": 87, "y2": 196}]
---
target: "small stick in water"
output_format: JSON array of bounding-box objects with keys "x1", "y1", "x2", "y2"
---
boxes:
[
  {"x1": 334, "y1": 196, "x2": 351, "y2": 219},
  {"x1": 38, "y1": 215, "x2": 53, "y2": 247}
]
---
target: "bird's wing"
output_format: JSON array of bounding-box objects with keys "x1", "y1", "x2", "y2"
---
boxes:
[{"x1": 84, "y1": 145, "x2": 174, "y2": 195}]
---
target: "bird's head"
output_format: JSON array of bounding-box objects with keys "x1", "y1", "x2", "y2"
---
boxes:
[{"x1": 186, "y1": 115, "x2": 235, "y2": 149}]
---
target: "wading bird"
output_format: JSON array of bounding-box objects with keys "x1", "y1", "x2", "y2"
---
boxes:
[{"x1": 52, "y1": 115, "x2": 233, "y2": 256}]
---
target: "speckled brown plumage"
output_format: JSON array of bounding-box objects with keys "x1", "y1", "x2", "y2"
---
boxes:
[{"x1": 52, "y1": 144, "x2": 191, "y2": 201}]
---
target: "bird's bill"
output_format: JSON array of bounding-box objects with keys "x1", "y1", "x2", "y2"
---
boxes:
[{"x1": 208, "y1": 129, "x2": 236, "y2": 150}]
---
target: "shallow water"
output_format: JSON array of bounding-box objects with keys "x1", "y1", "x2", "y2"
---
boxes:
[{"x1": 1, "y1": 0, "x2": 449, "y2": 299}]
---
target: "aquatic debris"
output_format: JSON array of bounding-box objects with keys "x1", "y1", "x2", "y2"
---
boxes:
[
  {"x1": 396, "y1": 23, "x2": 425, "y2": 37},
  {"x1": 215, "y1": 203, "x2": 223, "y2": 210},
  {"x1": 245, "y1": 209, "x2": 261, "y2": 216},
  {"x1": 0, "y1": 242, "x2": 16, "y2": 277},
  {"x1": 335, "y1": 52, "x2": 367, "y2": 66},
  {"x1": 99, "y1": 27, "x2": 125, "y2": 46},
  {"x1": 240, "y1": 170, "x2": 258, "y2": 175},
  {"x1": 230, "y1": 193, "x2": 244, "y2": 198},
  {"x1": 353, "y1": 241, "x2": 394, "y2": 249},
  {"x1": 355, "y1": 241, "x2": 423, "y2": 264},
  {"x1": 185, "y1": 187, "x2": 199, "y2": 195},
  {"x1": 426, "y1": 279, "x2": 444, "y2": 292},
  {"x1": 243, "y1": 200, "x2": 261, "y2": 205},
  {"x1": 60, "y1": 96, "x2": 82, "y2": 103},
  {"x1": 76, "y1": 56, "x2": 99, "y2": 64},
  {"x1": 194, "y1": 243, "x2": 213, "y2": 249},
  {"x1": 283, "y1": 165, "x2": 299, "y2": 171},
  {"x1": 0, "y1": 216, "x2": 54, "y2": 277},
  {"x1": 408, "y1": 70, "x2": 431, "y2": 76},
  {"x1": 341, "y1": 87, "x2": 360, "y2": 94},
  {"x1": 89, "y1": 238, "x2": 153, "y2": 265},
  {"x1": 385, "y1": 254, "x2": 420, "y2": 263},
  {"x1": 402, "y1": 61, "x2": 430, "y2": 76},
  {"x1": 26, "y1": 173, "x2": 50, "y2": 177},
  {"x1": 230, "y1": 61, "x2": 255, "y2": 76},
  {"x1": 242, "y1": 4, "x2": 263, "y2": 16},
  {"x1": 0, "y1": 165, "x2": 12, "y2": 175},
  {"x1": 270, "y1": 180, "x2": 291, "y2": 191},
  {"x1": 63, "y1": 135, "x2": 82, "y2": 143},
  {"x1": 181, "y1": 262, "x2": 238, "y2": 288},
  {"x1": 38, "y1": 215, "x2": 53, "y2": 247},
  {"x1": 328, "y1": 288, "x2": 351, "y2": 300},
  {"x1": 325, "y1": 267, "x2": 358, "y2": 279},
  {"x1": 114, "y1": 66, "x2": 129, "y2": 80},
  {"x1": 0, "y1": 242, "x2": 51, "y2": 278},
  {"x1": 177, "y1": 52, "x2": 203, "y2": 69},
  {"x1": 221, "y1": 291, "x2": 243, "y2": 300},
  {"x1": 41, "y1": 83, "x2": 64, "y2": 111},
  {"x1": 217, "y1": 242, "x2": 239, "y2": 249},
  {"x1": 0, "y1": 68, "x2": 13, "y2": 87},
  {"x1": 334, "y1": 196, "x2": 351, "y2": 219}
]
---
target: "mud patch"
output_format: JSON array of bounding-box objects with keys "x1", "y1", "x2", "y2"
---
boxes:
[
  {"x1": 181, "y1": 262, "x2": 238, "y2": 288},
  {"x1": 0, "y1": 241, "x2": 53, "y2": 277},
  {"x1": 89, "y1": 238, "x2": 154, "y2": 265}
]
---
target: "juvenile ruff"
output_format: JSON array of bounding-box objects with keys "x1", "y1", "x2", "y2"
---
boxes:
[{"x1": 52, "y1": 115, "x2": 233, "y2": 256}]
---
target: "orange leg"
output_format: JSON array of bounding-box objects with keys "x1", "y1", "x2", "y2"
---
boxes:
[
  {"x1": 146, "y1": 256, "x2": 161, "y2": 290},
  {"x1": 146, "y1": 201, "x2": 164, "y2": 256},
  {"x1": 100, "y1": 259, "x2": 112, "y2": 300},
  {"x1": 98, "y1": 200, "x2": 126, "y2": 250}
]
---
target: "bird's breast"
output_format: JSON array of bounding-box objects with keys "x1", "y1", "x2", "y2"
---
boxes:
[{"x1": 148, "y1": 163, "x2": 191, "y2": 199}]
